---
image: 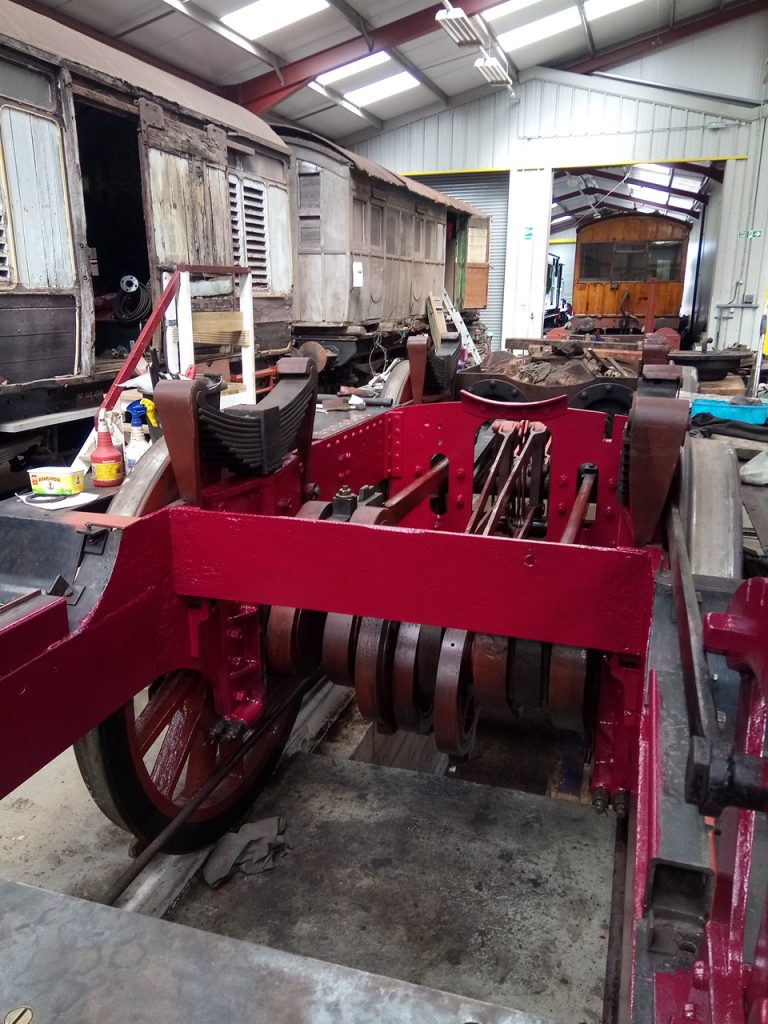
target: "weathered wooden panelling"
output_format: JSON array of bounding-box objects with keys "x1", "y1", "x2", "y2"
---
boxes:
[
  {"x1": 266, "y1": 185, "x2": 292, "y2": 295},
  {"x1": 204, "y1": 162, "x2": 231, "y2": 266},
  {"x1": 0, "y1": 294, "x2": 76, "y2": 382},
  {"x1": 147, "y1": 148, "x2": 229, "y2": 267},
  {"x1": 0, "y1": 107, "x2": 74, "y2": 289},
  {"x1": 291, "y1": 152, "x2": 350, "y2": 324}
]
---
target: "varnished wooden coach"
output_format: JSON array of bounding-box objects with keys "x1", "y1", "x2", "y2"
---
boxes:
[{"x1": 572, "y1": 213, "x2": 690, "y2": 333}]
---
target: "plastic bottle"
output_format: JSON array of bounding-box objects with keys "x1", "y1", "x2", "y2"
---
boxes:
[
  {"x1": 124, "y1": 400, "x2": 151, "y2": 473},
  {"x1": 91, "y1": 411, "x2": 125, "y2": 487}
]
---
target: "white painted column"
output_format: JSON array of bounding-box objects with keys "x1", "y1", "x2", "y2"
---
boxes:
[
  {"x1": 501, "y1": 168, "x2": 553, "y2": 346},
  {"x1": 708, "y1": 117, "x2": 768, "y2": 350}
]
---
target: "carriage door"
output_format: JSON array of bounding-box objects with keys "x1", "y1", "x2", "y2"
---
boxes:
[{"x1": 137, "y1": 99, "x2": 231, "y2": 290}]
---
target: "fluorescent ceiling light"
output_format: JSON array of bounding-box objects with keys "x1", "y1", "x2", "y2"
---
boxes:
[
  {"x1": 474, "y1": 55, "x2": 514, "y2": 86},
  {"x1": 344, "y1": 71, "x2": 419, "y2": 108},
  {"x1": 484, "y1": 0, "x2": 544, "y2": 21},
  {"x1": 436, "y1": 7, "x2": 488, "y2": 46},
  {"x1": 222, "y1": 0, "x2": 328, "y2": 40},
  {"x1": 497, "y1": 7, "x2": 580, "y2": 52},
  {"x1": 583, "y1": 0, "x2": 646, "y2": 19},
  {"x1": 317, "y1": 52, "x2": 391, "y2": 86}
]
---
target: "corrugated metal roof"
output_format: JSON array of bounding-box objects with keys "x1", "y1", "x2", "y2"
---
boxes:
[
  {"x1": 274, "y1": 124, "x2": 485, "y2": 217},
  {"x1": 0, "y1": 0, "x2": 289, "y2": 154}
]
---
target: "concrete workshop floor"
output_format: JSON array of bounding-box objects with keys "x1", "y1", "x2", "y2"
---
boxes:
[
  {"x1": 169, "y1": 753, "x2": 614, "y2": 1024},
  {"x1": 0, "y1": 748, "x2": 131, "y2": 899}
]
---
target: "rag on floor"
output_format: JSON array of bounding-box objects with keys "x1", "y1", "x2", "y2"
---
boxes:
[{"x1": 202, "y1": 816, "x2": 286, "y2": 888}]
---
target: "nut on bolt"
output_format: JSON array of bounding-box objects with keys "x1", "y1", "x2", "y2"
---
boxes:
[
  {"x1": 613, "y1": 790, "x2": 629, "y2": 819},
  {"x1": 592, "y1": 786, "x2": 609, "y2": 814}
]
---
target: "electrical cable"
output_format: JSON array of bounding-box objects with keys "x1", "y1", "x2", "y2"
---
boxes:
[{"x1": 114, "y1": 277, "x2": 152, "y2": 323}]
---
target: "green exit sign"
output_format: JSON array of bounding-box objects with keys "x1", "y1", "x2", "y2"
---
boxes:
[{"x1": 738, "y1": 229, "x2": 763, "y2": 238}]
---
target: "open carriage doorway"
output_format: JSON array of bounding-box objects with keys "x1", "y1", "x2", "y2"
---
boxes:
[{"x1": 73, "y1": 101, "x2": 150, "y2": 359}]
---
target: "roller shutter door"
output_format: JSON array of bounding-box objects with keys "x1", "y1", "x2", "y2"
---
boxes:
[{"x1": 413, "y1": 171, "x2": 509, "y2": 350}]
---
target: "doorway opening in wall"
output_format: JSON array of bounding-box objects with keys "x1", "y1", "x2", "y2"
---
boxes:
[
  {"x1": 547, "y1": 160, "x2": 724, "y2": 348},
  {"x1": 73, "y1": 101, "x2": 150, "y2": 364}
]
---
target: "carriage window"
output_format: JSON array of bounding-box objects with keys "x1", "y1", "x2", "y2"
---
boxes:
[
  {"x1": 425, "y1": 220, "x2": 435, "y2": 261},
  {"x1": 298, "y1": 169, "x2": 321, "y2": 210},
  {"x1": 299, "y1": 215, "x2": 321, "y2": 249},
  {"x1": 0, "y1": 58, "x2": 54, "y2": 110},
  {"x1": 352, "y1": 199, "x2": 366, "y2": 247},
  {"x1": 267, "y1": 185, "x2": 291, "y2": 294},
  {"x1": 385, "y1": 209, "x2": 399, "y2": 255},
  {"x1": 401, "y1": 213, "x2": 413, "y2": 255},
  {"x1": 580, "y1": 242, "x2": 613, "y2": 281},
  {"x1": 433, "y1": 221, "x2": 444, "y2": 261},
  {"x1": 414, "y1": 217, "x2": 424, "y2": 257},
  {"x1": 612, "y1": 243, "x2": 646, "y2": 281},
  {"x1": 0, "y1": 107, "x2": 74, "y2": 288},
  {"x1": 370, "y1": 204, "x2": 383, "y2": 249},
  {"x1": 648, "y1": 240, "x2": 682, "y2": 281},
  {"x1": 467, "y1": 224, "x2": 488, "y2": 263}
]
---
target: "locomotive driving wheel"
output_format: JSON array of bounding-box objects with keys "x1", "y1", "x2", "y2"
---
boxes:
[{"x1": 74, "y1": 442, "x2": 302, "y2": 853}]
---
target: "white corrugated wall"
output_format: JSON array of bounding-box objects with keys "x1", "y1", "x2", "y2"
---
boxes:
[
  {"x1": 412, "y1": 171, "x2": 509, "y2": 349},
  {"x1": 348, "y1": 69, "x2": 753, "y2": 175}
]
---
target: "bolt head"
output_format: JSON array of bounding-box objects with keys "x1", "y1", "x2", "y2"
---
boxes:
[
  {"x1": 5, "y1": 1009, "x2": 33, "y2": 1024},
  {"x1": 692, "y1": 962, "x2": 708, "y2": 989}
]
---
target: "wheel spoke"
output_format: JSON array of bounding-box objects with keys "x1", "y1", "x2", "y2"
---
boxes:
[
  {"x1": 135, "y1": 673, "x2": 196, "y2": 757},
  {"x1": 150, "y1": 690, "x2": 206, "y2": 800}
]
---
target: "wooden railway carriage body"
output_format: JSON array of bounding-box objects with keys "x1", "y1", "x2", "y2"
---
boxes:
[
  {"x1": 276, "y1": 126, "x2": 490, "y2": 337},
  {"x1": 573, "y1": 213, "x2": 690, "y2": 331},
  {"x1": 0, "y1": 0, "x2": 291, "y2": 443}
]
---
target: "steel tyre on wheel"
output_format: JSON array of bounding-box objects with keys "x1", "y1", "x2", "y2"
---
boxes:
[{"x1": 74, "y1": 441, "x2": 301, "y2": 852}]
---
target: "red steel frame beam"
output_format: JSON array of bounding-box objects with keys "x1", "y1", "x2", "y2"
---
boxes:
[
  {"x1": 0, "y1": 503, "x2": 654, "y2": 797},
  {"x1": 230, "y1": 0, "x2": 508, "y2": 113},
  {"x1": 170, "y1": 508, "x2": 654, "y2": 654},
  {"x1": 566, "y1": 0, "x2": 766, "y2": 75}
]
